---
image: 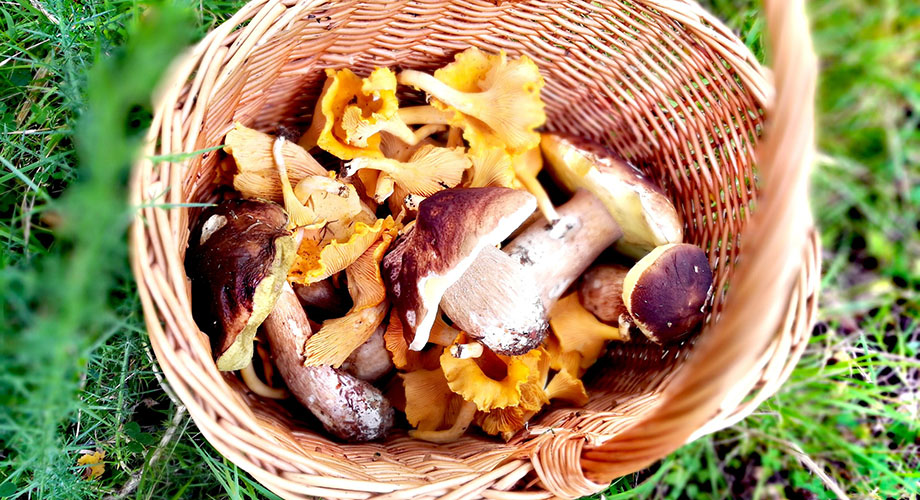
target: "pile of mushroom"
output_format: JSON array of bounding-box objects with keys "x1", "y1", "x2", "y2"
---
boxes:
[{"x1": 185, "y1": 48, "x2": 714, "y2": 443}]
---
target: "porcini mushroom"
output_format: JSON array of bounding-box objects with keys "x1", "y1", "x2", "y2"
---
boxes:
[
  {"x1": 502, "y1": 188, "x2": 623, "y2": 308},
  {"x1": 436, "y1": 135, "x2": 684, "y2": 349},
  {"x1": 185, "y1": 199, "x2": 298, "y2": 371},
  {"x1": 382, "y1": 187, "x2": 541, "y2": 352},
  {"x1": 262, "y1": 282, "x2": 394, "y2": 442},
  {"x1": 293, "y1": 279, "x2": 350, "y2": 321},
  {"x1": 435, "y1": 188, "x2": 620, "y2": 348},
  {"x1": 340, "y1": 324, "x2": 393, "y2": 382},
  {"x1": 578, "y1": 264, "x2": 630, "y2": 325},
  {"x1": 440, "y1": 245, "x2": 547, "y2": 355},
  {"x1": 622, "y1": 243, "x2": 713, "y2": 344}
]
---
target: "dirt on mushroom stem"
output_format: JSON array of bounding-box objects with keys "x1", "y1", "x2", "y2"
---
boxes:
[{"x1": 262, "y1": 283, "x2": 394, "y2": 442}]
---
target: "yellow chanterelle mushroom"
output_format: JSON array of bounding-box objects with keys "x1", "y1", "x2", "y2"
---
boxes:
[{"x1": 397, "y1": 47, "x2": 546, "y2": 154}]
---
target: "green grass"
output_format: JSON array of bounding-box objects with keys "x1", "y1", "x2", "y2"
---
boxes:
[{"x1": 1, "y1": 0, "x2": 918, "y2": 498}]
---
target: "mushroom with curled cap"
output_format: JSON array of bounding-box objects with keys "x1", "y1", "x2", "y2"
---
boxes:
[
  {"x1": 622, "y1": 243, "x2": 713, "y2": 344},
  {"x1": 185, "y1": 199, "x2": 299, "y2": 371},
  {"x1": 381, "y1": 187, "x2": 546, "y2": 355},
  {"x1": 396, "y1": 47, "x2": 545, "y2": 155}
]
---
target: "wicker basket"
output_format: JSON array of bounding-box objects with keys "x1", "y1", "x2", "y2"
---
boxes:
[{"x1": 130, "y1": 0, "x2": 820, "y2": 497}]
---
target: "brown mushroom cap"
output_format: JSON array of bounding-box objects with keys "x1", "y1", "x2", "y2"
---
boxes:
[
  {"x1": 186, "y1": 199, "x2": 298, "y2": 371},
  {"x1": 293, "y1": 279, "x2": 351, "y2": 321},
  {"x1": 382, "y1": 187, "x2": 536, "y2": 351},
  {"x1": 622, "y1": 243, "x2": 713, "y2": 344},
  {"x1": 578, "y1": 264, "x2": 630, "y2": 325},
  {"x1": 540, "y1": 133, "x2": 683, "y2": 258}
]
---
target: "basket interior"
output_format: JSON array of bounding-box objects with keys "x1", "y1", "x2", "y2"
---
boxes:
[{"x1": 173, "y1": 0, "x2": 766, "y2": 485}]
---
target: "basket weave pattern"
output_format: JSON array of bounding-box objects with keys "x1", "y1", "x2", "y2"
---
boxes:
[{"x1": 130, "y1": 0, "x2": 819, "y2": 497}]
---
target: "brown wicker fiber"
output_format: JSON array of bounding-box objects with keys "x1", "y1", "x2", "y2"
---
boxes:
[{"x1": 129, "y1": 0, "x2": 820, "y2": 497}]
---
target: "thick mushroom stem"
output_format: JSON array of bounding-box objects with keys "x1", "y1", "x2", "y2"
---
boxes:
[
  {"x1": 262, "y1": 283, "x2": 394, "y2": 442},
  {"x1": 441, "y1": 246, "x2": 548, "y2": 355},
  {"x1": 439, "y1": 189, "x2": 622, "y2": 345},
  {"x1": 504, "y1": 189, "x2": 622, "y2": 308}
]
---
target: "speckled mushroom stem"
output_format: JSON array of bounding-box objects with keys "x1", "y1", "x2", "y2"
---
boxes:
[
  {"x1": 504, "y1": 188, "x2": 623, "y2": 309},
  {"x1": 441, "y1": 245, "x2": 548, "y2": 355},
  {"x1": 262, "y1": 282, "x2": 394, "y2": 442}
]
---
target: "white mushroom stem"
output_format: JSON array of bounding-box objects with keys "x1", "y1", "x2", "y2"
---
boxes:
[
  {"x1": 504, "y1": 189, "x2": 623, "y2": 308},
  {"x1": 441, "y1": 245, "x2": 547, "y2": 356},
  {"x1": 262, "y1": 282, "x2": 394, "y2": 442},
  {"x1": 439, "y1": 189, "x2": 621, "y2": 347}
]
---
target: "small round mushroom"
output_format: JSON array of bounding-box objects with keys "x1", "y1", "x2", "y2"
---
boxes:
[
  {"x1": 382, "y1": 187, "x2": 544, "y2": 354},
  {"x1": 578, "y1": 264, "x2": 630, "y2": 325},
  {"x1": 293, "y1": 279, "x2": 351, "y2": 321},
  {"x1": 622, "y1": 243, "x2": 714, "y2": 344},
  {"x1": 340, "y1": 323, "x2": 394, "y2": 382},
  {"x1": 185, "y1": 199, "x2": 298, "y2": 371}
]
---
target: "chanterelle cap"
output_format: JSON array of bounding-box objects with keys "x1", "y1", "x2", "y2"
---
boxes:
[
  {"x1": 185, "y1": 199, "x2": 298, "y2": 371},
  {"x1": 382, "y1": 187, "x2": 536, "y2": 351}
]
